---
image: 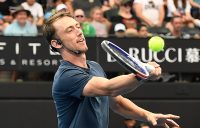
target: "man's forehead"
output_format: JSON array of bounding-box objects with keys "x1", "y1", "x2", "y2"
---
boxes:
[
  {"x1": 53, "y1": 16, "x2": 77, "y2": 26},
  {"x1": 75, "y1": 10, "x2": 84, "y2": 15}
]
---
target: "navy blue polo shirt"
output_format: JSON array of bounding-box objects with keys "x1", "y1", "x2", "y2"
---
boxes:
[{"x1": 52, "y1": 60, "x2": 109, "y2": 128}]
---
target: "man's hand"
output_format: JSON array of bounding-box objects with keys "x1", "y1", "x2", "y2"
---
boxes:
[
  {"x1": 146, "y1": 112, "x2": 180, "y2": 128},
  {"x1": 147, "y1": 61, "x2": 161, "y2": 80}
]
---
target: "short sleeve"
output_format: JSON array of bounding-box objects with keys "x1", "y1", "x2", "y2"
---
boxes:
[
  {"x1": 37, "y1": 4, "x2": 44, "y2": 17},
  {"x1": 54, "y1": 68, "x2": 92, "y2": 99}
]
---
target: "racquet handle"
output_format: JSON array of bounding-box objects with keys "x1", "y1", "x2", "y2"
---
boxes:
[{"x1": 143, "y1": 63, "x2": 155, "y2": 73}]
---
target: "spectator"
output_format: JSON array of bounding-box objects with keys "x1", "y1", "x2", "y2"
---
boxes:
[
  {"x1": 190, "y1": 0, "x2": 200, "y2": 19},
  {"x1": 63, "y1": 0, "x2": 74, "y2": 15},
  {"x1": 0, "y1": 0, "x2": 15, "y2": 25},
  {"x1": 166, "y1": 0, "x2": 200, "y2": 28},
  {"x1": 114, "y1": 23, "x2": 126, "y2": 37},
  {"x1": 21, "y1": 0, "x2": 44, "y2": 26},
  {"x1": 190, "y1": 0, "x2": 200, "y2": 8},
  {"x1": 0, "y1": 18, "x2": 9, "y2": 34},
  {"x1": 73, "y1": 0, "x2": 102, "y2": 17},
  {"x1": 90, "y1": 6, "x2": 111, "y2": 37},
  {"x1": 44, "y1": 0, "x2": 58, "y2": 20},
  {"x1": 109, "y1": 0, "x2": 122, "y2": 8},
  {"x1": 137, "y1": 24, "x2": 151, "y2": 38},
  {"x1": 0, "y1": 70, "x2": 16, "y2": 82},
  {"x1": 104, "y1": 0, "x2": 121, "y2": 21},
  {"x1": 165, "y1": 16, "x2": 190, "y2": 38},
  {"x1": 133, "y1": 0, "x2": 165, "y2": 27},
  {"x1": 166, "y1": 0, "x2": 193, "y2": 25},
  {"x1": 111, "y1": 0, "x2": 138, "y2": 36},
  {"x1": 74, "y1": 9, "x2": 96, "y2": 37},
  {"x1": 3, "y1": 5, "x2": 38, "y2": 36},
  {"x1": 101, "y1": 0, "x2": 112, "y2": 12},
  {"x1": 0, "y1": 18, "x2": 3, "y2": 33},
  {"x1": 56, "y1": 3, "x2": 68, "y2": 12},
  {"x1": 44, "y1": 1, "x2": 73, "y2": 20}
]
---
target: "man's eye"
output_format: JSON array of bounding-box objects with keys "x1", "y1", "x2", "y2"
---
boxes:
[
  {"x1": 67, "y1": 28, "x2": 72, "y2": 32},
  {"x1": 76, "y1": 24, "x2": 81, "y2": 28}
]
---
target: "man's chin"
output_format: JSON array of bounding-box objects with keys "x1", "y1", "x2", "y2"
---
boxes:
[{"x1": 79, "y1": 48, "x2": 88, "y2": 54}]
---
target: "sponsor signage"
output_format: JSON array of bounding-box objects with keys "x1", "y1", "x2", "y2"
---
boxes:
[{"x1": 0, "y1": 36, "x2": 199, "y2": 72}]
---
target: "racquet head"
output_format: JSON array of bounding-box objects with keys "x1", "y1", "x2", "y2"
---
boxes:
[{"x1": 101, "y1": 40, "x2": 150, "y2": 79}]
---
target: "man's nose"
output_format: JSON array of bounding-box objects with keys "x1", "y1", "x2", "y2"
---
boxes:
[{"x1": 76, "y1": 27, "x2": 83, "y2": 36}]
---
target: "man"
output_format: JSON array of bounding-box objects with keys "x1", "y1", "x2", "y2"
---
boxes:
[
  {"x1": 3, "y1": 5, "x2": 38, "y2": 36},
  {"x1": 165, "y1": 16, "x2": 190, "y2": 38},
  {"x1": 114, "y1": 23, "x2": 126, "y2": 37},
  {"x1": 137, "y1": 24, "x2": 151, "y2": 38},
  {"x1": 133, "y1": 0, "x2": 165, "y2": 27},
  {"x1": 21, "y1": 0, "x2": 44, "y2": 26},
  {"x1": 74, "y1": 8, "x2": 96, "y2": 37},
  {"x1": 43, "y1": 12, "x2": 180, "y2": 128}
]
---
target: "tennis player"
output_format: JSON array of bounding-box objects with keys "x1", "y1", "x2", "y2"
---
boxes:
[{"x1": 43, "y1": 12, "x2": 180, "y2": 128}]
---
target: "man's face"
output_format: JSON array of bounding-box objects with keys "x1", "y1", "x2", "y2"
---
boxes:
[
  {"x1": 15, "y1": 11, "x2": 28, "y2": 26},
  {"x1": 92, "y1": 9, "x2": 102, "y2": 22},
  {"x1": 74, "y1": 10, "x2": 85, "y2": 23},
  {"x1": 52, "y1": 16, "x2": 88, "y2": 53},
  {"x1": 138, "y1": 26, "x2": 148, "y2": 37},
  {"x1": 172, "y1": 17, "x2": 183, "y2": 31}
]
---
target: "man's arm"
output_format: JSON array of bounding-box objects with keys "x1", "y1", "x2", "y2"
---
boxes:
[
  {"x1": 83, "y1": 62, "x2": 161, "y2": 97},
  {"x1": 110, "y1": 95, "x2": 180, "y2": 128},
  {"x1": 83, "y1": 73, "x2": 141, "y2": 97}
]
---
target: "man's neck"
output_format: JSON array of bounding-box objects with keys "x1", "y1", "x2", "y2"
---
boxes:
[{"x1": 62, "y1": 52, "x2": 88, "y2": 68}]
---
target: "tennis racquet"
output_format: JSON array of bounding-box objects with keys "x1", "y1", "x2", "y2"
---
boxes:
[{"x1": 101, "y1": 40, "x2": 155, "y2": 80}]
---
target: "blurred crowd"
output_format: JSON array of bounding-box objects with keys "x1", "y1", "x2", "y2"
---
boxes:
[{"x1": 0, "y1": 0, "x2": 200, "y2": 39}]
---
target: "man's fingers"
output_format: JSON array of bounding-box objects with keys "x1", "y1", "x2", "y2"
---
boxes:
[
  {"x1": 164, "y1": 123, "x2": 170, "y2": 128},
  {"x1": 147, "y1": 62, "x2": 160, "y2": 67},
  {"x1": 166, "y1": 119, "x2": 180, "y2": 127},
  {"x1": 157, "y1": 114, "x2": 180, "y2": 119},
  {"x1": 166, "y1": 114, "x2": 180, "y2": 119},
  {"x1": 155, "y1": 67, "x2": 162, "y2": 76},
  {"x1": 147, "y1": 116, "x2": 157, "y2": 126}
]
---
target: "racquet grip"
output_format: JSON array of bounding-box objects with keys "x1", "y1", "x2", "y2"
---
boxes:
[
  {"x1": 143, "y1": 63, "x2": 155, "y2": 73},
  {"x1": 135, "y1": 63, "x2": 155, "y2": 82}
]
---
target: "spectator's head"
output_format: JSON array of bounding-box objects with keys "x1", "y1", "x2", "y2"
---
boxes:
[
  {"x1": 12, "y1": 6, "x2": 31, "y2": 26},
  {"x1": 28, "y1": 14, "x2": 34, "y2": 23},
  {"x1": 114, "y1": 23, "x2": 126, "y2": 37},
  {"x1": 26, "y1": 0, "x2": 36, "y2": 6},
  {"x1": 171, "y1": 16, "x2": 183, "y2": 32},
  {"x1": 112, "y1": 0, "x2": 122, "y2": 7},
  {"x1": 0, "y1": 19, "x2": 4, "y2": 32},
  {"x1": 137, "y1": 24, "x2": 149, "y2": 37},
  {"x1": 90, "y1": 6, "x2": 103, "y2": 22},
  {"x1": 56, "y1": 3, "x2": 67, "y2": 12},
  {"x1": 120, "y1": 0, "x2": 132, "y2": 11},
  {"x1": 74, "y1": 9, "x2": 86, "y2": 23}
]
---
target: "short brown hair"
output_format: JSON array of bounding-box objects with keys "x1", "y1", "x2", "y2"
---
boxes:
[{"x1": 43, "y1": 11, "x2": 73, "y2": 52}]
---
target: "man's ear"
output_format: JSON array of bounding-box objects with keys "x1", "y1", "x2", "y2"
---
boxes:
[{"x1": 51, "y1": 39, "x2": 62, "y2": 49}]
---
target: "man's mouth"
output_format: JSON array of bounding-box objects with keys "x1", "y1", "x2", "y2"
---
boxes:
[{"x1": 78, "y1": 38, "x2": 85, "y2": 43}]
